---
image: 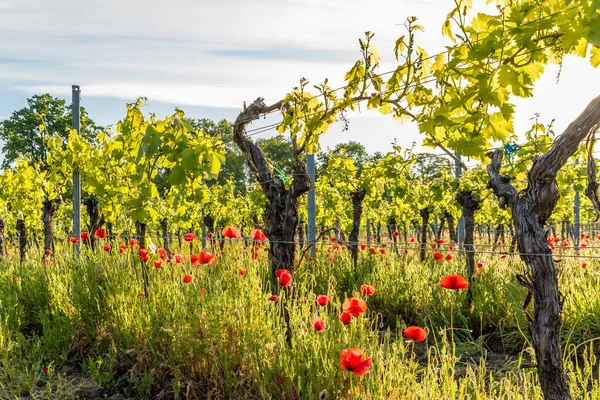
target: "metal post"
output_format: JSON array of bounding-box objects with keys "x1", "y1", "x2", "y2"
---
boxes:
[
  {"x1": 433, "y1": 215, "x2": 439, "y2": 238},
  {"x1": 455, "y1": 154, "x2": 465, "y2": 250},
  {"x1": 72, "y1": 85, "x2": 81, "y2": 255},
  {"x1": 366, "y1": 220, "x2": 371, "y2": 246},
  {"x1": 307, "y1": 154, "x2": 316, "y2": 257}
]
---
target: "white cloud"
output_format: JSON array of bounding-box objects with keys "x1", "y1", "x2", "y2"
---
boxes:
[
  {"x1": 1, "y1": 0, "x2": 599, "y2": 156},
  {"x1": 17, "y1": 83, "x2": 261, "y2": 109}
]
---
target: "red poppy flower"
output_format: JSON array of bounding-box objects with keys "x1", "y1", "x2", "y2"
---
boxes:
[
  {"x1": 200, "y1": 288, "x2": 207, "y2": 296},
  {"x1": 200, "y1": 251, "x2": 217, "y2": 264},
  {"x1": 317, "y1": 295, "x2": 330, "y2": 306},
  {"x1": 139, "y1": 248, "x2": 149, "y2": 257},
  {"x1": 251, "y1": 229, "x2": 266, "y2": 241},
  {"x1": 476, "y1": 262, "x2": 484, "y2": 269},
  {"x1": 448, "y1": 245, "x2": 455, "y2": 251},
  {"x1": 360, "y1": 284, "x2": 375, "y2": 296},
  {"x1": 275, "y1": 269, "x2": 289, "y2": 278},
  {"x1": 222, "y1": 226, "x2": 241, "y2": 239},
  {"x1": 330, "y1": 237, "x2": 337, "y2": 242},
  {"x1": 582, "y1": 262, "x2": 588, "y2": 269},
  {"x1": 140, "y1": 254, "x2": 149, "y2": 262},
  {"x1": 581, "y1": 243, "x2": 587, "y2": 248},
  {"x1": 433, "y1": 252, "x2": 444, "y2": 261},
  {"x1": 360, "y1": 244, "x2": 366, "y2": 250},
  {"x1": 81, "y1": 231, "x2": 90, "y2": 240},
  {"x1": 553, "y1": 237, "x2": 560, "y2": 243},
  {"x1": 339, "y1": 349, "x2": 372, "y2": 376},
  {"x1": 269, "y1": 294, "x2": 279, "y2": 301},
  {"x1": 438, "y1": 239, "x2": 445, "y2": 244},
  {"x1": 119, "y1": 247, "x2": 126, "y2": 254},
  {"x1": 172, "y1": 254, "x2": 184, "y2": 264},
  {"x1": 440, "y1": 274, "x2": 469, "y2": 290},
  {"x1": 190, "y1": 254, "x2": 201, "y2": 266},
  {"x1": 500, "y1": 254, "x2": 507, "y2": 259},
  {"x1": 103, "y1": 244, "x2": 111, "y2": 251},
  {"x1": 70, "y1": 237, "x2": 79, "y2": 244},
  {"x1": 403, "y1": 249, "x2": 408, "y2": 254},
  {"x1": 403, "y1": 326, "x2": 427, "y2": 342},
  {"x1": 497, "y1": 241, "x2": 503, "y2": 246},
  {"x1": 445, "y1": 254, "x2": 453, "y2": 261},
  {"x1": 410, "y1": 237, "x2": 415, "y2": 242},
  {"x1": 278, "y1": 271, "x2": 293, "y2": 287},
  {"x1": 369, "y1": 247, "x2": 377, "y2": 255},
  {"x1": 313, "y1": 318, "x2": 325, "y2": 332},
  {"x1": 43, "y1": 258, "x2": 50, "y2": 265},
  {"x1": 95, "y1": 229, "x2": 107, "y2": 239},
  {"x1": 41, "y1": 367, "x2": 48, "y2": 373},
  {"x1": 182, "y1": 274, "x2": 193, "y2": 283},
  {"x1": 184, "y1": 233, "x2": 195, "y2": 242},
  {"x1": 153, "y1": 260, "x2": 162, "y2": 268},
  {"x1": 276, "y1": 375, "x2": 285, "y2": 385},
  {"x1": 431, "y1": 243, "x2": 438, "y2": 249},
  {"x1": 379, "y1": 248, "x2": 386, "y2": 254},
  {"x1": 239, "y1": 268, "x2": 247, "y2": 276},
  {"x1": 207, "y1": 232, "x2": 215, "y2": 239},
  {"x1": 158, "y1": 248, "x2": 167, "y2": 260},
  {"x1": 139, "y1": 291, "x2": 145, "y2": 297},
  {"x1": 45, "y1": 249, "x2": 51, "y2": 255},
  {"x1": 339, "y1": 311, "x2": 352, "y2": 325},
  {"x1": 129, "y1": 239, "x2": 138, "y2": 246},
  {"x1": 342, "y1": 298, "x2": 367, "y2": 317}
]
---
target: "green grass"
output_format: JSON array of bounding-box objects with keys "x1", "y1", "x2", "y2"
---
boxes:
[{"x1": 1, "y1": 240, "x2": 600, "y2": 399}]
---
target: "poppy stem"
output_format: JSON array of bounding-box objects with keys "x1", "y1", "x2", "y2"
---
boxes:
[{"x1": 450, "y1": 300, "x2": 455, "y2": 357}]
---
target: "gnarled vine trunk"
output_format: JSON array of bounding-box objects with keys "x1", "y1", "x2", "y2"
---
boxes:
[
  {"x1": 487, "y1": 95, "x2": 600, "y2": 400},
  {"x1": 135, "y1": 221, "x2": 149, "y2": 295},
  {"x1": 16, "y1": 219, "x2": 28, "y2": 264},
  {"x1": 233, "y1": 98, "x2": 312, "y2": 291},
  {"x1": 348, "y1": 190, "x2": 366, "y2": 270},
  {"x1": 0, "y1": 216, "x2": 5, "y2": 259},
  {"x1": 389, "y1": 216, "x2": 399, "y2": 254},
  {"x1": 42, "y1": 199, "x2": 58, "y2": 257},
  {"x1": 203, "y1": 214, "x2": 215, "y2": 238},
  {"x1": 160, "y1": 218, "x2": 172, "y2": 259},
  {"x1": 419, "y1": 207, "x2": 429, "y2": 262},
  {"x1": 456, "y1": 191, "x2": 480, "y2": 305},
  {"x1": 436, "y1": 214, "x2": 446, "y2": 242},
  {"x1": 447, "y1": 211, "x2": 457, "y2": 243},
  {"x1": 83, "y1": 196, "x2": 104, "y2": 250},
  {"x1": 493, "y1": 223, "x2": 504, "y2": 247}
]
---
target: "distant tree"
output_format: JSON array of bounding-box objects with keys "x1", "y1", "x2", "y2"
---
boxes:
[
  {"x1": 186, "y1": 118, "x2": 295, "y2": 195},
  {"x1": 410, "y1": 153, "x2": 452, "y2": 180},
  {"x1": 255, "y1": 136, "x2": 294, "y2": 179},
  {"x1": 0, "y1": 94, "x2": 100, "y2": 168},
  {"x1": 186, "y1": 118, "x2": 249, "y2": 193},
  {"x1": 317, "y1": 141, "x2": 373, "y2": 171}
]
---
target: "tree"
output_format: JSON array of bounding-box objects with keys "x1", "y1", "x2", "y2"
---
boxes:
[
  {"x1": 317, "y1": 141, "x2": 373, "y2": 170},
  {"x1": 0, "y1": 94, "x2": 100, "y2": 168}
]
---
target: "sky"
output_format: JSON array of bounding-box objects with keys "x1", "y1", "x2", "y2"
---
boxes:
[{"x1": 0, "y1": 0, "x2": 599, "y2": 161}]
